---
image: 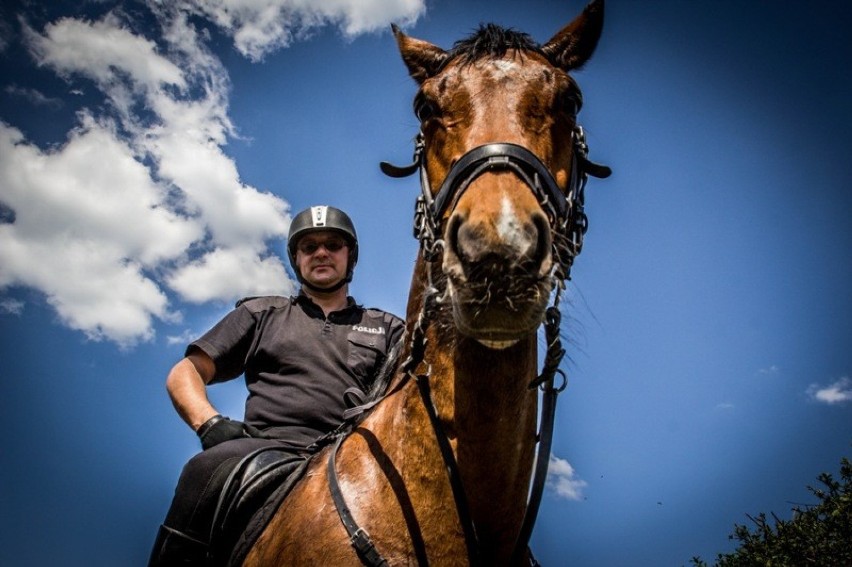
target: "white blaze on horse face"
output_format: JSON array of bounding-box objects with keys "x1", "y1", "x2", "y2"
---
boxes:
[
  {"x1": 497, "y1": 194, "x2": 534, "y2": 256},
  {"x1": 487, "y1": 59, "x2": 522, "y2": 112},
  {"x1": 493, "y1": 59, "x2": 519, "y2": 75}
]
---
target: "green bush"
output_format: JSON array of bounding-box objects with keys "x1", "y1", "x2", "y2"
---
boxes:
[{"x1": 692, "y1": 456, "x2": 851, "y2": 566}]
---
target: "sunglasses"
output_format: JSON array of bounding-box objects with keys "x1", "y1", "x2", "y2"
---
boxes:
[{"x1": 297, "y1": 237, "x2": 347, "y2": 255}]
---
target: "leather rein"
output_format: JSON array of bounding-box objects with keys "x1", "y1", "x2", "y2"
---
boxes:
[{"x1": 327, "y1": 126, "x2": 610, "y2": 566}]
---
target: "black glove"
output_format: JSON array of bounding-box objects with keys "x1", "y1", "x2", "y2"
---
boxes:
[{"x1": 197, "y1": 414, "x2": 266, "y2": 450}]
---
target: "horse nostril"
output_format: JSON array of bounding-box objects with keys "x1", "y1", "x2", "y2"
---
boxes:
[
  {"x1": 446, "y1": 210, "x2": 551, "y2": 276},
  {"x1": 529, "y1": 212, "x2": 552, "y2": 268},
  {"x1": 446, "y1": 212, "x2": 476, "y2": 264}
]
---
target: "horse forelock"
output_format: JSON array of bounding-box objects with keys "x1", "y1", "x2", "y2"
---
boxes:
[{"x1": 445, "y1": 24, "x2": 543, "y2": 70}]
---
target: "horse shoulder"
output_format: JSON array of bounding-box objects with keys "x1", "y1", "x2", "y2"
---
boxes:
[
  {"x1": 333, "y1": 396, "x2": 473, "y2": 563},
  {"x1": 243, "y1": 449, "x2": 357, "y2": 566}
]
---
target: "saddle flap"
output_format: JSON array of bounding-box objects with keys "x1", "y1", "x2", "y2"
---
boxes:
[{"x1": 208, "y1": 447, "x2": 308, "y2": 567}]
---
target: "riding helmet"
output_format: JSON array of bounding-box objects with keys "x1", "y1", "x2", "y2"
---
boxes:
[{"x1": 287, "y1": 205, "x2": 359, "y2": 284}]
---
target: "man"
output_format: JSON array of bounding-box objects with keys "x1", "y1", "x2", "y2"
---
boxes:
[{"x1": 149, "y1": 205, "x2": 404, "y2": 565}]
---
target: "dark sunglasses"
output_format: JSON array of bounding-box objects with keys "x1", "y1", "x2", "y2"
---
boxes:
[{"x1": 297, "y1": 238, "x2": 347, "y2": 255}]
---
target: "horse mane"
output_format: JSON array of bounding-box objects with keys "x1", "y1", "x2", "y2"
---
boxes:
[
  {"x1": 445, "y1": 24, "x2": 543, "y2": 69},
  {"x1": 367, "y1": 335, "x2": 404, "y2": 400}
]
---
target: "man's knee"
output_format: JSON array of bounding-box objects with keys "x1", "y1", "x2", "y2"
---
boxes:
[
  {"x1": 178, "y1": 438, "x2": 271, "y2": 488},
  {"x1": 164, "y1": 439, "x2": 281, "y2": 533}
]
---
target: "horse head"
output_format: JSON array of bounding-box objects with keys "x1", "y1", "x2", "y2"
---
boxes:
[{"x1": 389, "y1": 0, "x2": 609, "y2": 350}]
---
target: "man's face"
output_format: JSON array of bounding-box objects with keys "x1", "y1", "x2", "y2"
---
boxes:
[{"x1": 295, "y1": 230, "x2": 350, "y2": 290}]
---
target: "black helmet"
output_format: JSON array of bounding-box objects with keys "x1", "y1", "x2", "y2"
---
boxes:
[{"x1": 287, "y1": 205, "x2": 358, "y2": 286}]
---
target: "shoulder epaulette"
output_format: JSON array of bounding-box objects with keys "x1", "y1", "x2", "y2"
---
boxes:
[{"x1": 235, "y1": 295, "x2": 291, "y2": 310}]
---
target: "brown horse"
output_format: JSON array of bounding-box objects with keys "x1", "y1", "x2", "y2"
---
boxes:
[{"x1": 244, "y1": 1, "x2": 609, "y2": 564}]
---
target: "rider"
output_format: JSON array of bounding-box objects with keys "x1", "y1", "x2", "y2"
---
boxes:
[{"x1": 148, "y1": 205, "x2": 404, "y2": 565}]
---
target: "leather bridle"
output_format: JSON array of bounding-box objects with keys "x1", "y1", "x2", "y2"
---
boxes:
[{"x1": 380, "y1": 125, "x2": 610, "y2": 280}]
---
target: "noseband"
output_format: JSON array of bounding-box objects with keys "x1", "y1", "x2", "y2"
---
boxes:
[{"x1": 381, "y1": 126, "x2": 611, "y2": 279}]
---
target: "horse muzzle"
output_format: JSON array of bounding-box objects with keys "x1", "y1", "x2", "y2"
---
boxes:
[{"x1": 442, "y1": 201, "x2": 554, "y2": 348}]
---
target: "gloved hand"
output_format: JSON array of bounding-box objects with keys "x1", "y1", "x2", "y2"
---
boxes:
[{"x1": 197, "y1": 414, "x2": 266, "y2": 450}]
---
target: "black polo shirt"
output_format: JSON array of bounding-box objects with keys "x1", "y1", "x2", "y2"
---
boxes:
[{"x1": 188, "y1": 294, "x2": 404, "y2": 447}]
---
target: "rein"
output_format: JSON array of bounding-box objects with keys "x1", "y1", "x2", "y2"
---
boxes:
[{"x1": 328, "y1": 127, "x2": 609, "y2": 565}]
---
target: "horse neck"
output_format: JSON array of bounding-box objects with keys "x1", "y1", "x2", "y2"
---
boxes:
[
  {"x1": 400, "y1": 256, "x2": 540, "y2": 544},
  {"x1": 403, "y1": 255, "x2": 540, "y2": 438}
]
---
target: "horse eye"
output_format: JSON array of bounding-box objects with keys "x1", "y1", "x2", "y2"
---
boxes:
[
  {"x1": 414, "y1": 94, "x2": 440, "y2": 122},
  {"x1": 560, "y1": 92, "x2": 583, "y2": 116}
]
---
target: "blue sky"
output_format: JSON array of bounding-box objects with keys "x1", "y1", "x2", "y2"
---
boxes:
[{"x1": 1, "y1": 1, "x2": 850, "y2": 565}]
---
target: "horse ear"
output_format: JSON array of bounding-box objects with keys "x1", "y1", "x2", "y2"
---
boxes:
[
  {"x1": 541, "y1": 0, "x2": 605, "y2": 71},
  {"x1": 392, "y1": 24, "x2": 449, "y2": 84}
]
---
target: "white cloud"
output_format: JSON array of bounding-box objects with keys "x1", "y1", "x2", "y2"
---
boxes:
[
  {"x1": 807, "y1": 377, "x2": 852, "y2": 405},
  {"x1": 171, "y1": 0, "x2": 426, "y2": 61},
  {"x1": 167, "y1": 246, "x2": 294, "y2": 303},
  {"x1": 24, "y1": 14, "x2": 186, "y2": 93},
  {"x1": 148, "y1": 125, "x2": 290, "y2": 249},
  {"x1": 0, "y1": 120, "x2": 188, "y2": 347},
  {"x1": 0, "y1": 0, "x2": 425, "y2": 346},
  {"x1": 546, "y1": 454, "x2": 588, "y2": 501},
  {"x1": 1, "y1": 11, "x2": 290, "y2": 346},
  {"x1": 0, "y1": 19, "x2": 12, "y2": 53},
  {"x1": 167, "y1": 329, "x2": 199, "y2": 346},
  {"x1": 0, "y1": 118, "x2": 202, "y2": 267},
  {"x1": 0, "y1": 227, "x2": 171, "y2": 347},
  {"x1": 5, "y1": 85, "x2": 63, "y2": 108},
  {"x1": 0, "y1": 298, "x2": 24, "y2": 315}
]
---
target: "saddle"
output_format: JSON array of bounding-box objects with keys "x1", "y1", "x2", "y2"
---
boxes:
[
  {"x1": 208, "y1": 446, "x2": 311, "y2": 567},
  {"x1": 207, "y1": 389, "x2": 380, "y2": 566}
]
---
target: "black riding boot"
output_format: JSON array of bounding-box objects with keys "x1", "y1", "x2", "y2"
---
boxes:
[{"x1": 148, "y1": 524, "x2": 209, "y2": 566}]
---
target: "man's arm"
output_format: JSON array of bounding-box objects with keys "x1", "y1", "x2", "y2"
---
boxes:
[{"x1": 166, "y1": 350, "x2": 219, "y2": 432}]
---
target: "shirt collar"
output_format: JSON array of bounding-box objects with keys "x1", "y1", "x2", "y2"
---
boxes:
[{"x1": 293, "y1": 290, "x2": 358, "y2": 315}]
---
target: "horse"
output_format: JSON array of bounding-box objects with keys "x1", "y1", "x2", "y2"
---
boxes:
[{"x1": 243, "y1": 1, "x2": 610, "y2": 564}]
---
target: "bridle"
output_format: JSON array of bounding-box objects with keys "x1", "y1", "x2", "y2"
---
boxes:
[
  {"x1": 380, "y1": 125, "x2": 611, "y2": 281},
  {"x1": 328, "y1": 122, "x2": 610, "y2": 565}
]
